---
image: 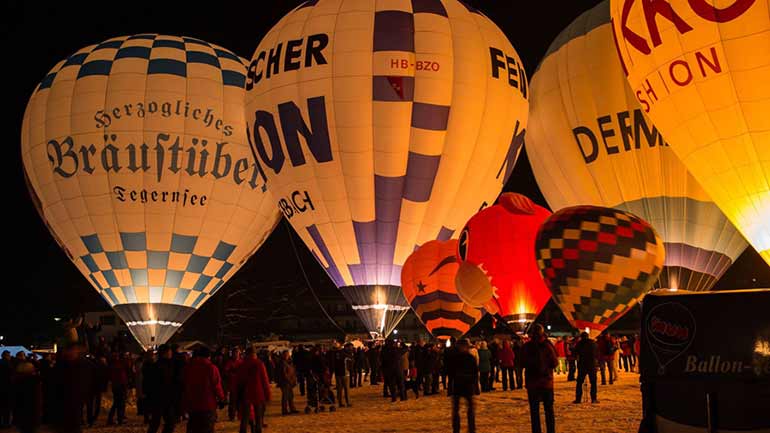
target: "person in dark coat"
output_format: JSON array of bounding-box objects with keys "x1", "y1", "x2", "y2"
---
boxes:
[
  {"x1": 421, "y1": 343, "x2": 436, "y2": 395},
  {"x1": 51, "y1": 345, "x2": 89, "y2": 433},
  {"x1": 145, "y1": 345, "x2": 179, "y2": 433},
  {"x1": 380, "y1": 340, "x2": 405, "y2": 402},
  {"x1": 0, "y1": 350, "x2": 12, "y2": 428},
  {"x1": 477, "y1": 341, "x2": 492, "y2": 392},
  {"x1": 366, "y1": 343, "x2": 381, "y2": 386},
  {"x1": 447, "y1": 339, "x2": 478, "y2": 433},
  {"x1": 573, "y1": 332, "x2": 599, "y2": 404},
  {"x1": 498, "y1": 340, "x2": 515, "y2": 391},
  {"x1": 521, "y1": 324, "x2": 558, "y2": 433},
  {"x1": 512, "y1": 337, "x2": 525, "y2": 389},
  {"x1": 106, "y1": 351, "x2": 129, "y2": 425},
  {"x1": 411, "y1": 340, "x2": 428, "y2": 396},
  {"x1": 442, "y1": 337, "x2": 457, "y2": 391},
  {"x1": 352, "y1": 347, "x2": 365, "y2": 388},
  {"x1": 489, "y1": 339, "x2": 500, "y2": 388},
  {"x1": 292, "y1": 345, "x2": 309, "y2": 396},
  {"x1": 86, "y1": 356, "x2": 108, "y2": 426},
  {"x1": 37, "y1": 354, "x2": 53, "y2": 424},
  {"x1": 429, "y1": 344, "x2": 442, "y2": 395},
  {"x1": 83, "y1": 323, "x2": 101, "y2": 355},
  {"x1": 12, "y1": 353, "x2": 41, "y2": 433},
  {"x1": 331, "y1": 342, "x2": 351, "y2": 407},
  {"x1": 275, "y1": 350, "x2": 298, "y2": 415}
]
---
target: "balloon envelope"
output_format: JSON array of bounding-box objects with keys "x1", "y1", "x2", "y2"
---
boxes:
[
  {"x1": 245, "y1": 0, "x2": 529, "y2": 337},
  {"x1": 609, "y1": 0, "x2": 770, "y2": 266},
  {"x1": 401, "y1": 239, "x2": 483, "y2": 340},
  {"x1": 454, "y1": 261, "x2": 494, "y2": 308},
  {"x1": 527, "y1": 0, "x2": 747, "y2": 292},
  {"x1": 535, "y1": 206, "x2": 665, "y2": 336},
  {"x1": 456, "y1": 193, "x2": 552, "y2": 330},
  {"x1": 22, "y1": 35, "x2": 281, "y2": 349}
]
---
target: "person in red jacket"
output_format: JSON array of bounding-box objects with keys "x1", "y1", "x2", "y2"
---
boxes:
[
  {"x1": 223, "y1": 348, "x2": 242, "y2": 421},
  {"x1": 566, "y1": 335, "x2": 577, "y2": 381},
  {"x1": 521, "y1": 325, "x2": 558, "y2": 433},
  {"x1": 633, "y1": 336, "x2": 641, "y2": 373},
  {"x1": 183, "y1": 347, "x2": 223, "y2": 433},
  {"x1": 236, "y1": 347, "x2": 270, "y2": 433},
  {"x1": 620, "y1": 337, "x2": 632, "y2": 372},
  {"x1": 497, "y1": 341, "x2": 515, "y2": 391},
  {"x1": 554, "y1": 337, "x2": 567, "y2": 375}
]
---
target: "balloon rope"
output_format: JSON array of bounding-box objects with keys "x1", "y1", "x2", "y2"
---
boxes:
[{"x1": 283, "y1": 219, "x2": 346, "y2": 334}]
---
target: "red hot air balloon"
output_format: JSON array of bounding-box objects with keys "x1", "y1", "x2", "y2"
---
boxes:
[
  {"x1": 401, "y1": 240, "x2": 483, "y2": 340},
  {"x1": 455, "y1": 193, "x2": 552, "y2": 330}
]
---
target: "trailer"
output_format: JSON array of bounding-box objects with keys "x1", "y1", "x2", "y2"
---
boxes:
[{"x1": 639, "y1": 289, "x2": 770, "y2": 433}]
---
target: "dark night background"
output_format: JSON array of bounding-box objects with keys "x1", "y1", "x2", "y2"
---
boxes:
[{"x1": 3, "y1": 1, "x2": 769, "y2": 345}]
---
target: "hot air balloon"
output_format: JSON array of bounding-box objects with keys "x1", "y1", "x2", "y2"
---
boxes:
[
  {"x1": 608, "y1": 0, "x2": 770, "y2": 266},
  {"x1": 527, "y1": 0, "x2": 747, "y2": 292},
  {"x1": 455, "y1": 193, "x2": 552, "y2": 331},
  {"x1": 535, "y1": 206, "x2": 665, "y2": 336},
  {"x1": 401, "y1": 239, "x2": 483, "y2": 340},
  {"x1": 245, "y1": 0, "x2": 529, "y2": 338},
  {"x1": 21, "y1": 35, "x2": 281, "y2": 349}
]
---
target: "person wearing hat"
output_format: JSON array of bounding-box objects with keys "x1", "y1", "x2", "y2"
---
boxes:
[
  {"x1": 521, "y1": 324, "x2": 558, "y2": 433},
  {"x1": 145, "y1": 344, "x2": 180, "y2": 433},
  {"x1": 447, "y1": 338, "x2": 479, "y2": 433}
]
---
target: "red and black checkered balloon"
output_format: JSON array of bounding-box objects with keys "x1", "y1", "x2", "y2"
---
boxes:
[{"x1": 535, "y1": 206, "x2": 665, "y2": 336}]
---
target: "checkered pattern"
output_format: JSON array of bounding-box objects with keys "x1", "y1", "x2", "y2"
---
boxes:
[
  {"x1": 535, "y1": 206, "x2": 665, "y2": 332},
  {"x1": 78, "y1": 232, "x2": 236, "y2": 310},
  {"x1": 37, "y1": 34, "x2": 247, "y2": 93}
]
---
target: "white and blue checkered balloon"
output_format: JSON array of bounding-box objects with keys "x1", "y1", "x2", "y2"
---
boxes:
[{"x1": 22, "y1": 34, "x2": 281, "y2": 349}]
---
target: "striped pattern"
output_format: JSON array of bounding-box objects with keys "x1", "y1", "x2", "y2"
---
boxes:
[
  {"x1": 245, "y1": 0, "x2": 528, "y2": 338},
  {"x1": 402, "y1": 240, "x2": 483, "y2": 340}
]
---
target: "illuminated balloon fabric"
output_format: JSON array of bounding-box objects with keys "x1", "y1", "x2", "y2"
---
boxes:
[
  {"x1": 526, "y1": 1, "x2": 747, "y2": 292},
  {"x1": 454, "y1": 261, "x2": 494, "y2": 308},
  {"x1": 21, "y1": 35, "x2": 281, "y2": 349},
  {"x1": 534, "y1": 206, "x2": 665, "y2": 336},
  {"x1": 608, "y1": 0, "x2": 770, "y2": 266},
  {"x1": 245, "y1": 0, "x2": 529, "y2": 337},
  {"x1": 401, "y1": 239, "x2": 482, "y2": 339},
  {"x1": 456, "y1": 193, "x2": 552, "y2": 329}
]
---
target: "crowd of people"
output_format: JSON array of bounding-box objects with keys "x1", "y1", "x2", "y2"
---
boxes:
[{"x1": 0, "y1": 320, "x2": 641, "y2": 433}]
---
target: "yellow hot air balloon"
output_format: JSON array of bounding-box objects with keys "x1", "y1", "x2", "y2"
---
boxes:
[
  {"x1": 609, "y1": 0, "x2": 770, "y2": 265},
  {"x1": 528, "y1": 1, "x2": 747, "y2": 292},
  {"x1": 22, "y1": 35, "x2": 281, "y2": 349},
  {"x1": 245, "y1": 0, "x2": 529, "y2": 338}
]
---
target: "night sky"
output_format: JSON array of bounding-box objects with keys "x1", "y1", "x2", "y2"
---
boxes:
[{"x1": 5, "y1": 1, "x2": 770, "y2": 344}]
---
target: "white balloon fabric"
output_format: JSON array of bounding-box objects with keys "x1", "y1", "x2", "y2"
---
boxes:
[
  {"x1": 244, "y1": 0, "x2": 530, "y2": 338},
  {"x1": 22, "y1": 34, "x2": 281, "y2": 348}
]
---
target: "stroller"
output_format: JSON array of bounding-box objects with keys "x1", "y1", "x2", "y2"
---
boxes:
[{"x1": 304, "y1": 369, "x2": 336, "y2": 413}]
